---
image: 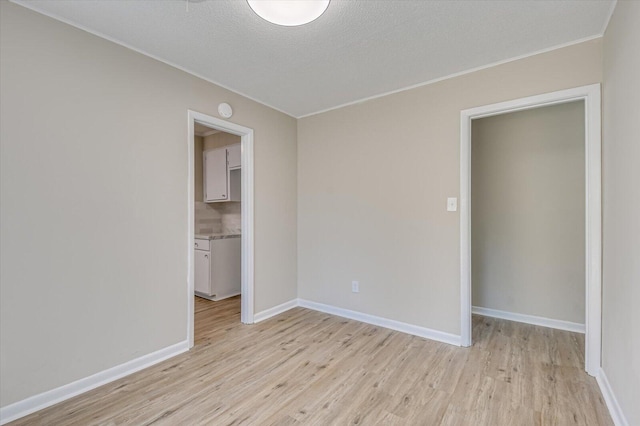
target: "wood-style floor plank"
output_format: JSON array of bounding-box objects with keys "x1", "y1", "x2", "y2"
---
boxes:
[{"x1": 9, "y1": 297, "x2": 612, "y2": 425}]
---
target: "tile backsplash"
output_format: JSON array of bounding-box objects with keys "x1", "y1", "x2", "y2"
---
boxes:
[
  {"x1": 218, "y1": 202, "x2": 241, "y2": 234},
  {"x1": 195, "y1": 201, "x2": 241, "y2": 235}
]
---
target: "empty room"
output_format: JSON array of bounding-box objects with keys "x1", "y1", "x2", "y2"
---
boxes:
[{"x1": 1, "y1": 1, "x2": 637, "y2": 425}]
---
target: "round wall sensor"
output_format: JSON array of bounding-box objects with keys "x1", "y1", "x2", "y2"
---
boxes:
[{"x1": 218, "y1": 103, "x2": 233, "y2": 118}]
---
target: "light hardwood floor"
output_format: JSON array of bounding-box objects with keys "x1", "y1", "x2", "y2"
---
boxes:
[{"x1": 10, "y1": 297, "x2": 612, "y2": 425}]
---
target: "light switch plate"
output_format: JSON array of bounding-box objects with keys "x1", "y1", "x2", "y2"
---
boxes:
[{"x1": 447, "y1": 197, "x2": 458, "y2": 212}]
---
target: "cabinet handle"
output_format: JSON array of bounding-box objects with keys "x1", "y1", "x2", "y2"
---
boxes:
[
  {"x1": 195, "y1": 243, "x2": 199, "y2": 247},
  {"x1": 222, "y1": 194, "x2": 225, "y2": 197},
  {"x1": 205, "y1": 255, "x2": 208, "y2": 258}
]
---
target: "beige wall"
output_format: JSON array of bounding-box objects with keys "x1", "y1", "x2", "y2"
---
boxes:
[
  {"x1": 203, "y1": 132, "x2": 241, "y2": 151},
  {"x1": 298, "y1": 39, "x2": 602, "y2": 335},
  {"x1": 602, "y1": 1, "x2": 640, "y2": 424},
  {"x1": 0, "y1": 2, "x2": 297, "y2": 407},
  {"x1": 471, "y1": 102, "x2": 585, "y2": 323}
]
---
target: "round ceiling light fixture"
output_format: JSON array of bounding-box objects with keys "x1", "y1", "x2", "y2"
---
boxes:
[{"x1": 247, "y1": 0, "x2": 330, "y2": 26}]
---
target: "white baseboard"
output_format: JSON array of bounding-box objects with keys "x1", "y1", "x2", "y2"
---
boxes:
[
  {"x1": 597, "y1": 368, "x2": 630, "y2": 426},
  {"x1": 472, "y1": 306, "x2": 585, "y2": 333},
  {"x1": 298, "y1": 299, "x2": 461, "y2": 346},
  {"x1": 253, "y1": 299, "x2": 298, "y2": 323},
  {"x1": 0, "y1": 340, "x2": 189, "y2": 425}
]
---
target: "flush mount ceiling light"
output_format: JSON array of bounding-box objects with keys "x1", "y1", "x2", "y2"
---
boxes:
[{"x1": 247, "y1": 0, "x2": 330, "y2": 26}]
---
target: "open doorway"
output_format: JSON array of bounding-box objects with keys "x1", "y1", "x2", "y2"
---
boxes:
[
  {"x1": 459, "y1": 85, "x2": 602, "y2": 376},
  {"x1": 471, "y1": 101, "x2": 586, "y2": 331},
  {"x1": 187, "y1": 110, "x2": 255, "y2": 349},
  {"x1": 193, "y1": 122, "x2": 242, "y2": 345},
  {"x1": 471, "y1": 101, "x2": 587, "y2": 372}
]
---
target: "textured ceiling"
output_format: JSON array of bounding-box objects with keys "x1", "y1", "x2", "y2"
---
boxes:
[{"x1": 14, "y1": 0, "x2": 615, "y2": 118}]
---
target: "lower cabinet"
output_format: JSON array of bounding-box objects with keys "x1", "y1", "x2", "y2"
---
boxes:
[
  {"x1": 194, "y1": 237, "x2": 241, "y2": 301},
  {"x1": 194, "y1": 249, "x2": 211, "y2": 295}
]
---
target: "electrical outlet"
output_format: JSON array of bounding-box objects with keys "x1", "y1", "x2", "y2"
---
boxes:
[{"x1": 351, "y1": 280, "x2": 359, "y2": 293}]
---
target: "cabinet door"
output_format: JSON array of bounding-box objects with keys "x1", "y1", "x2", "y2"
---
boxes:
[
  {"x1": 227, "y1": 144, "x2": 241, "y2": 169},
  {"x1": 210, "y1": 237, "x2": 241, "y2": 300},
  {"x1": 204, "y1": 148, "x2": 228, "y2": 202},
  {"x1": 194, "y1": 250, "x2": 211, "y2": 295}
]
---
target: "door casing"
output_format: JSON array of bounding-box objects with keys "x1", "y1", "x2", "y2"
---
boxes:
[
  {"x1": 459, "y1": 84, "x2": 602, "y2": 376},
  {"x1": 187, "y1": 110, "x2": 255, "y2": 348}
]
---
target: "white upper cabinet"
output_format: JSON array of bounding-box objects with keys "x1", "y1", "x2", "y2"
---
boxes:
[
  {"x1": 204, "y1": 148, "x2": 228, "y2": 202},
  {"x1": 203, "y1": 145, "x2": 241, "y2": 203},
  {"x1": 227, "y1": 143, "x2": 241, "y2": 169}
]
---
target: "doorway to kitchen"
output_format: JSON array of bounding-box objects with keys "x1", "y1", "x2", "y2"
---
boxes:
[
  {"x1": 459, "y1": 84, "x2": 602, "y2": 376},
  {"x1": 187, "y1": 110, "x2": 254, "y2": 348}
]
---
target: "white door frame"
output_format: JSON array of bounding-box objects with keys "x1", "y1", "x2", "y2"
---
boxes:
[
  {"x1": 459, "y1": 84, "x2": 602, "y2": 376},
  {"x1": 187, "y1": 110, "x2": 255, "y2": 348}
]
